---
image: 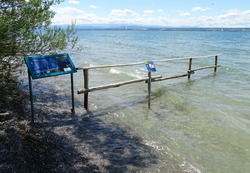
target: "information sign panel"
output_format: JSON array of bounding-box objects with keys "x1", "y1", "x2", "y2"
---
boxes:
[
  {"x1": 145, "y1": 61, "x2": 156, "y2": 72},
  {"x1": 24, "y1": 53, "x2": 77, "y2": 79}
]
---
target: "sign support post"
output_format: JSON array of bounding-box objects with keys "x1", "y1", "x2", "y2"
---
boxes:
[
  {"x1": 28, "y1": 70, "x2": 35, "y2": 123},
  {"x1": 145, "y1": 61, "x2": 156, "y2": 109},
  {"x1": 71, "y1": 73, "x2": 75, "y2": 113},
  {"x1": 148, "y1": 72, "x2": 152, "y2": 109}
]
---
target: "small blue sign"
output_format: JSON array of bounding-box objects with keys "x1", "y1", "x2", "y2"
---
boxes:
[
  {"x1": 24, "y1": 53, "x2": 77, "y2": 79},
  {"x1": 145, "y1": 61, "x2": 156, "y2": 72}
]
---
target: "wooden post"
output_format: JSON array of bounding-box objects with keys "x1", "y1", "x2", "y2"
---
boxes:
[
  {"x1": 188, "y1": 58, "x2": 192, "y2": 79},
  {"x1": 148, "y1": 72, "x2": 151, "y2": 109},
  {"x1": 214, "y1": 56, "x2": 218, "y2": 72},
  {"x1": 83, "y1": 69, "x2": 89, "y2": 111}
]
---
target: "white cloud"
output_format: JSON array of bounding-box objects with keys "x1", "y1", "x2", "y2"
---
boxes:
[
  {"x1": 143, "y1": 10, "x2": 154, "y2": 17},
  {"x1": 178, "y1": 11, "x2": 191, "y2": 16},
  {"x1": 51, "y1": 7, "x2": 250, "y2": 27},
  {"x1": 183, "y1": 9, "x2": 250, "y2": 27},
  {"x1": 109, "y1": 9, "x2": 126, "y2": 17},
  {"x1": 51, "y1": 7, "x2": 99, "y2": 25},
  {"x1": 192, "y1": 7, "x2": 209, "y2": 12},
  {"x1": 109, "y1": 9, "x2": 138, "y2": 17},
  {"x1": 89, "y1": 5, "x2": 97, "y2": 9},
  {"x1": 215, "y1": 9, "x2": 250, "y2": 27},
  {"x1": 68, "y1": 0, "x2": 80, "y2": 4},
  {"x1": 158, "y1": 9, "x2": 164, "y2": 13},
  {"x1": 219, "y1": 9, "x2": 241, "y2": 19}
]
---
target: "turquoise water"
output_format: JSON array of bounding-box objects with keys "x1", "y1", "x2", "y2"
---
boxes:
[{"x1": 40, "y1": 31, "x2": 250, "y2": 172}]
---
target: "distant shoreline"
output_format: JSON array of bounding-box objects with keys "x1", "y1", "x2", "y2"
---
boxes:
[
  {"x1": 53, "y1": 24, "x2": 250, "y2": 32},
  {"x1": 76, "y1": 28, "x2": 250, "y2": 32}
]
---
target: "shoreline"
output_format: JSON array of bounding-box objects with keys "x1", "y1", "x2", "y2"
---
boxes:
[{"x1": 1, "y1": 78, "x2": 180, "y2": 172}]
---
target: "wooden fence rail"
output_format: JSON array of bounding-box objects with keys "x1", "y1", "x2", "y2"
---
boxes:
[
  {"x1": 77, "y1": 54, "x2": 221, "y2": 110},
  {"x1": 77, "y1": 75, "x2": 162, "y2": 94}
]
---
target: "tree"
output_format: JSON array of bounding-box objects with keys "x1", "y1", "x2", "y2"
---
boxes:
[{"x1": 0, "y1": 0, "x2": 80, "y2": 84}]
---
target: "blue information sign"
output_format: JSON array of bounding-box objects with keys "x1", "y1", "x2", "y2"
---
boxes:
[
  {"x1": 145, "y1": 61, "x2": 156, "y2": 72},
  {"x1": 24, "y1": 53, "x2": 77, "y2": 79},
  {"x1": 24, "y1": 53, "x2": 77, "y2": 123}
]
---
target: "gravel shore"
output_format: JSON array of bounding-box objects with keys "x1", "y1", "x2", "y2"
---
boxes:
[{"x1": 0, "y1": 82, "x2": 161, "y2": 173}]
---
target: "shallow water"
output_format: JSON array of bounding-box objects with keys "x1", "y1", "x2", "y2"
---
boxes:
[{"x1": 23, "y1": 30, "x2": 250, "y2": 172}]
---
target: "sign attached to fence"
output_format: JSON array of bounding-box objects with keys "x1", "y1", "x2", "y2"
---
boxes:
[
  {"x1": 24, "y1": 53, "x2": 77, "y2": 79},
  {"x1": 145, "y1": 61, "x2": 156, "y2": 72}
]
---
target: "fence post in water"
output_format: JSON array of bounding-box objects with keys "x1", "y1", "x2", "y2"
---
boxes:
[
  {"x1": 148, "y1": 72, "x2": 151, "y2": 109},
  {"x1": 188, "y1": 58, "x2": 193, "y2": 79},
  {"x1": 83, "y1": 69, "x2": 89, "y2": 111},
  {"x1": 214, "y1": 56, "x2": 218, "y2": 72}
]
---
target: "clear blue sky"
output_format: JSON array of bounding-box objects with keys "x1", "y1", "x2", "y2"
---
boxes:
[{"x1": 51, "y1": 0, "x2": 250, "y2": 27}]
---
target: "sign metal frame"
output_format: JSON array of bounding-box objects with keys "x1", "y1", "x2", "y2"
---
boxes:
[{"x1": 24, "y1": 54, "x2": 76, "y2": 123}]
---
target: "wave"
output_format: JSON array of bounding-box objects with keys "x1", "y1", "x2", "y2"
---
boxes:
[{"x1": 109, "y1": 68, "x2": 146, "y2": 79}]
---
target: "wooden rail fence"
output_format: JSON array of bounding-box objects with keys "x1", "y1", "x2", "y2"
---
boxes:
[{"x1": 77, "y1": 54, "x2": 221, "y2": 110}]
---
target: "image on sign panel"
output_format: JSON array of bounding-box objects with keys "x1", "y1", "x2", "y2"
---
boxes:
[{"x1": 25, "y1": 54, "x2": 77, "y2": 79}]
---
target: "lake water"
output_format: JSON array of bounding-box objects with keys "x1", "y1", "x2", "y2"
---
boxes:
[{"x1": 24, "y1": 30, "x2": 250, "y2": 172}]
